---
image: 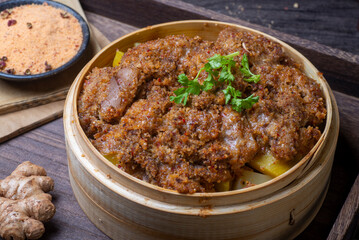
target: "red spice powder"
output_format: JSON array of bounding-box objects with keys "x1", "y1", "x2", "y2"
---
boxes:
[{"x1": 0, "y1": 3, "x2": 83, "y2": 75}]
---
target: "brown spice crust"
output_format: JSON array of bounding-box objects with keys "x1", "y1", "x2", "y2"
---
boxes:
[{"x1": 78, "y1": 27, "x2": 326, "y2": 193}]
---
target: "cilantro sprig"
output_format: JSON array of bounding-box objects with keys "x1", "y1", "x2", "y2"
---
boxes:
[
  {"x1": 170, "y1": 52, "x2": 239, "y2": 105},
  {"x1": 170, "y1": 52, "x2": 260, "y2": 112},
  {"x1": 240, "y1": 54, "x2": 260, "y2": 83},
  {"x1": 170, "y1": 74, "x2": 203, "y2": 105},
  {"x1": 223, "y1": 85, "x2": 241, "y2": 104},
  {"x1": 207, "y1": 52, "x2": 238, "y2": 85},
  {"x1": 222, "y1": 85, "x2": 259, "y2": 112}
]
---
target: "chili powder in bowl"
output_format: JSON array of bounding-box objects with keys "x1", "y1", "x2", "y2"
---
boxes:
[{"x1": 0, "y1": 0, "x2": 90, "y2": 81}]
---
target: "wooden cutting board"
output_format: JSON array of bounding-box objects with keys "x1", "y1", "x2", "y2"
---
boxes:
[{"x1": 0, "y1": 0, "x2": 110, "y2": 142}]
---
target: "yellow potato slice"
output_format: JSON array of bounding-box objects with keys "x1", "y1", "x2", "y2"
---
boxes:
[
  {"x1": 104, "y1": 153, "x2": 119, "y2": 165},
  {"x1": 248, "y1": 152, "x2": 295, "y2": 178},
  {"x1": 112, "y1": 49, "x2": 124, "y2": 67},
  {"x1": 214, "y1": 181, "x2": 231, "y2": 192}
]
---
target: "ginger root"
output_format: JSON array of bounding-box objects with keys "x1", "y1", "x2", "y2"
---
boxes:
[{"x1": 0, "y1": 161, "x2": 56, "y2": 240}]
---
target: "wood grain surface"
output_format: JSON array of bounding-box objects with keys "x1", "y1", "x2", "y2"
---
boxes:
[
  {"x1": 0, "y1": 0, "x2": 358, "y2": 239},
  {"x1": 328, "y1": 174, "x2": 359, "y2": 240},
  {"x1": 181, "y1": 0, "x2": 359, "y2": 56}
]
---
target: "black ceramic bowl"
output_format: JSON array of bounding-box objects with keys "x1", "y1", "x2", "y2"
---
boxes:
[{"x1": 0, "y1": 0, "x2": 90, "y2": 81}]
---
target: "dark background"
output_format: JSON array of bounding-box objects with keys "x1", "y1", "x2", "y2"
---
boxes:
[{"x1": 182, "y1": 0, "x2": 359, "y2": 55}]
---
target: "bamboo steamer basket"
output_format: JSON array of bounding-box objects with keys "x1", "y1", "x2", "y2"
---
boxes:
[{"x1": 64, "y1": 20, "x2": 339, "y2": 239}]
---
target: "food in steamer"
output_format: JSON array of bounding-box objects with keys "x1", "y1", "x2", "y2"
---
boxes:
[{"x1": 78, "y1": 27, "x2": 326, "y2": 193}]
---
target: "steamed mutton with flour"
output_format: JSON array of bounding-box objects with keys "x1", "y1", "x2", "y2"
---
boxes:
[{"x1": 77, "y1": 27, "x2": 326, "y2": 193}]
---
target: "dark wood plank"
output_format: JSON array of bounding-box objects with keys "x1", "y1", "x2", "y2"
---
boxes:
[
  {"x1": 181, "y1": 0, "x2": 359, "y2": 56},
  {"x1": 80, "y1": 0, "x2": 359, "y2": 97},
  {"x1": 86, "y1": 12, "x2": 137, "y2": 42},
  {"x1": 325, "y1": 92, "x2": 359, "y2": 239},
  {"x1": 328, "y1": 174, "x2": 359, "y2": 240},
  {"x1": 333, "y1": 92, "x2": 359, "y2": 166}
]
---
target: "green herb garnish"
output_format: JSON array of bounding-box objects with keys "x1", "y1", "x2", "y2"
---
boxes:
[
  {"x1": 170, "y1": 52, "x2": 260, "y2": 112},
  {"x1": 223, "y1": 85, "x2": 259, "y2": 112},
  {"x1": 223, "y1": 85, "x2": 242, "y2": 104},
  {"x1": 230, "y1": 94, "x2": 259, "y2": 112},
  {"x1": 170, "y1": 52, "x2": 240, "y2": 105},
  {"x1": 206, "y1": 52, "x2": 238, "y2": 84},
  {"x1": 240, "y1": 54, "x2": 260, "y2": 83},
  {"x1": 170, "y1": 74, "x2": 203, "y2": 105}
]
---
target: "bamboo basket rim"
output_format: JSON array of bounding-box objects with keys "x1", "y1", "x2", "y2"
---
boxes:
[{"x1": 69, "y1": 20, "x2": 333, "y2": 199}]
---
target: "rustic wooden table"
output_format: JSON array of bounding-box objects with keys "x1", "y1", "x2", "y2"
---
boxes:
[{"x1": 1, "y1": 0, "x2": 358, "y2": 239}]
